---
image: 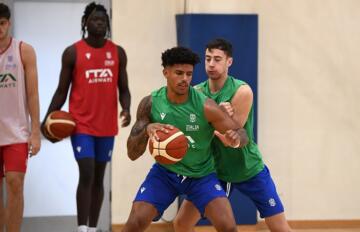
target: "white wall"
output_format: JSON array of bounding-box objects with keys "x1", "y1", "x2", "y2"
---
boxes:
[
  {"x1": 111, "y1": 0, "x2": 184, "y2": 223},
  {"x1": 111, "y1": 0, "x2": 360, "y2": 223},
  {"x1": 14, "y1": 1, "x2": 87, "y2": 217}
]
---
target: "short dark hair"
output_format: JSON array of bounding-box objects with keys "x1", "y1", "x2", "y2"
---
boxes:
[
  {"x1": 206, "y1": 38, "x2": 233, "y2": 57},
  {"x1": 161, "y1": 47, "x2": 200, "y2": 68},
  {"x1": 0, "y1": 3, "x2": 11, "y2": 20},
  {"x1": 81, "y1": 2, "x2": 110, "y2": 38}
]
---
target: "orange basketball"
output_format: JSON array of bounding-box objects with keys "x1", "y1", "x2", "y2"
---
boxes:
[
  {"x1": 45, "y1": 111, "x2": 76, "y2": 140},
  {"x1": 148, "y1": 127, "x2": 188, "y2": 164}
]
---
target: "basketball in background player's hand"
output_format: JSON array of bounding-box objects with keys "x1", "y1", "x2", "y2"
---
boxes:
[
  {"x1": 148, "y1": 127, "x2": 188, "y2": 164},
  {"x1": 45, "y1": 111, "x2": 76, "y2": 140}
]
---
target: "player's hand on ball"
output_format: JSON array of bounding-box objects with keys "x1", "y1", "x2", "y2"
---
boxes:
[
  {"x1": 146, "y1": 123, "x2": 174, "y2": 142},
  {"x1": 120, "y1": 110, "x2": 131, "y2": 127},
  {"x1": 219, "y1": 102, "x2": 234, "y2": 117},
  {"x1": 40, "y1": 122, "x2": 61, "y2": 143}
]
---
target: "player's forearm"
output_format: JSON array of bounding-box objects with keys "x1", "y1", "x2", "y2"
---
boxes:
[
  {"x1": 127, "y1": 124, "x2": 149, "y2": 160},
  {"x1": 43, "y1": 88, "x2": 68, "y2": 120},
  {"x1": 119, "y1": 89, "x2": 131, "y2": 111},
  {"x1": 27, "y1": 89, "x2": 41, "y2": 135},
  {"x1": 237, "y1": 128, "x2": 249, "y2": 148}
]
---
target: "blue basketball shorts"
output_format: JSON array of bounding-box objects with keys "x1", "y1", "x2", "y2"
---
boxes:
[
  {"x1": 70, "y1": 133, "x2": 114, "y2": 162},
  {"x1": 220, "y1": 165, "x2": 284, "y2": 218},
  {"x1": 134, "y1": 163, "x2": 227, "y2": 221}
]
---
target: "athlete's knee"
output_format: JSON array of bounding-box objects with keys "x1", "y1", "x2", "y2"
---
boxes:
[
  {"x1": 92, "y1": 175, "x2": 104, "y2": 189},
  {"x1": 124, "y1": 214, "x2": 149, "y2": 232},
  {"x1": 268, "y1": 222, "x2": 292, "y2": 232},
  {"x1": 218, "y1": 224, "x2": 237, "y2": 232},
  {"x1": 265, "y1": 213, "x2": 292, "y2": 232},
  {"x1": 6, "y1": 175, "x2": 24, "y2": 195},
  {"x1": 213, "y1": 217, "x2": 238, "y2": 232},
  {"x1": 78, "y1": 170, "x2": 94, "y2": 188},
  {"x1": 173, "y1": 216, "x2": 194, "y2": 232}
]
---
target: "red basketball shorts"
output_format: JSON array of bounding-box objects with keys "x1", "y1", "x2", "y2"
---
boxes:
[{"x1": 0, "y1": 143, "x2": 28, "y2": 177}]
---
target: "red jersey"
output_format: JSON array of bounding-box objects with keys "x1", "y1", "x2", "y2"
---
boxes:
[{"x1": 69, "y1": 39, "x2": 119, "y2": 136}]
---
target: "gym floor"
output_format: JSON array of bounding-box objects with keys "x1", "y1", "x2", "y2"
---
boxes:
[{"x1": 112, "y1": 225, "x2": 360, "y2": 232}]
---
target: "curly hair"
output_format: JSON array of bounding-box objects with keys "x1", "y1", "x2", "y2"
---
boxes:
[
  {"x1": 161, "y1": 47, "x2": 200, "y2": 68},
  {"x1": 81, "y1": 2, "x2": 110, "y2": 38},
  {"x1": 206, "y1": 38, "x2": 233, "y2": 57}
]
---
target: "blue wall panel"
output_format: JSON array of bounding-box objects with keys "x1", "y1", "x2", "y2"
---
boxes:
[{"x1": 176, "y1": 14, "x2": 258, "y2": 225}]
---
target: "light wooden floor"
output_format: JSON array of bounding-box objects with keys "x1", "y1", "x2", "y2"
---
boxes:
[{"x1": 113, "y1": 225, "x2": 360, "y2": 232}]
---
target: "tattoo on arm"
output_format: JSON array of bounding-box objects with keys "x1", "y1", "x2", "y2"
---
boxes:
[{"x1": 127, "y1": 96, "x2": 152, "y2": 160}]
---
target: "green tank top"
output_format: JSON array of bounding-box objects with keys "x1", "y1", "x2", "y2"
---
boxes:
[
  {"x1": 150, "y1": 86, "x2": 215, "y2": 177},
  {"x1": 195, "y1": 76, "x2": 264, "y2": 182}
]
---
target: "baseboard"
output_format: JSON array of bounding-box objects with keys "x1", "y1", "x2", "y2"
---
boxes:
[
  {"x1": 256, "y1": 219, "x2": 360, "y2": 230},
  {"x1": 113, "y1": 219, "x2": 360, "y2": 231}
]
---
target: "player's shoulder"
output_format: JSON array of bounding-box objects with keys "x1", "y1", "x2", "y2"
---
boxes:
[
  {"x1": 19, "y1": 41, "x2": 36, "y2": 64},
  {"x1": 106, "y1": 39, "x2": 122, "y2": 49},
  {"x1": 106, "y1": 40, "x2": 126, "y2": 59},
  {"x1": 194, "y1": 80, "x2": 207, "y2": 88},
  {"x1": 62, "y1": 44, "x2": 76, "y2": 60},
  {"x1": 151, "y1": 86, "x2": 166, "y2": 98},
  {"x1": 140, "y1": 94, "x2": 152, "y2": 107},
  {"x1": 193, "y1": 80, "x2": 208, "y2": 94},
  {"x1": 228, "y1": 75, "x2": 246, "y2": 86},
  {"x1": 19, "y1": 41, "x2": 35, "y2": 54},
  {"x1": 233, "y1": 83, "x2": 253, "y2": 104},
  {"x1": 190, "y1": 86, "x2": 209, "y2": 109},
  {"x1": 228, "y1": 76, "x2": 252, "y2": 92}
]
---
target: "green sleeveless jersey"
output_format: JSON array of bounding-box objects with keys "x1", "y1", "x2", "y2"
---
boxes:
[
  {"x1": 195, "y1": 76, "x2": 264, "y2": 182},
  {"x1": 150, "y1": 86, "x2": 215, "y2": 177}
]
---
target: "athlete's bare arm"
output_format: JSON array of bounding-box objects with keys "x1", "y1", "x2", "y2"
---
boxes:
[
  {"x1": 41, "y1": 45, "x2": 75, "y2": 141},
  {"x1": 127, "y1": 96, "x2": 152, "y2": 160},
  {"x1": 231, "y1": 84, "x2": 253, "y2": 127},
  {"x1": 117, "y1": 45, "x2": 131, "y2": 127},
  {"x1": 22, "y1": 42, "x2": 41, "y2": 155},
  {"x1": 204, "y1": 98, "x2": 248, "y2": 148}
]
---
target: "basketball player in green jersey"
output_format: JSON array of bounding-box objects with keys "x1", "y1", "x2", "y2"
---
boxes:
[
  {"x1": 124, "y1": 47, "x2": 249, "y2": 232},
  {"x1": 173, "y1": 39, "x2": 292, "y2": 232}
]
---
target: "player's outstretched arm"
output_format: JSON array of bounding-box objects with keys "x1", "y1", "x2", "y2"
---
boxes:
[
  {"x1": 127, "y1": 95, "x2": 152, "y2": 160},
  {"x1": 41, "y1": 45, "x2": 75, "y2": 141},
  {"x1": 204, "y1": 98, "x2": 249, "y2": 148},
  {"x1": 117, "y1": 45, "x2": 131, "y2": 127}
]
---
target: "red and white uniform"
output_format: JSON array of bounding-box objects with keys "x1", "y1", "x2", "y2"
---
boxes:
[
  {"x1": 0, "y1": 38, "x2": 30, "y2": 146},
  {"x1": 70, "y1": 39, "x2": 119, "y2": 136}
]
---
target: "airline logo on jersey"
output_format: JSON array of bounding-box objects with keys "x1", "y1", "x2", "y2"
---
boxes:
[
  {"x1": 0, "y1": 73, "x2": 17, "y2": 88},
  {"x1": 85, "y1": 68, "x2": 113, "y2": 84},
  {"x1": 160, "y1": 113, "x2": 166, "y2": 120}
]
